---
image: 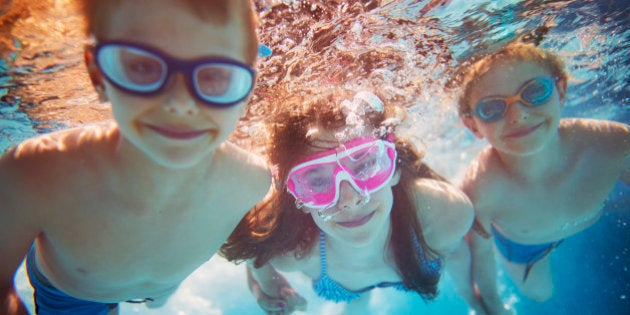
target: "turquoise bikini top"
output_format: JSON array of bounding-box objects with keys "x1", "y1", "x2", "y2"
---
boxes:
[{"x1": 312, "y1": 231, "x2": 441, "y2": 303}]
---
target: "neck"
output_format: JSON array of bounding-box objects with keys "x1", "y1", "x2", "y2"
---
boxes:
[
  {"x1": 494, "y1": 132, "x2": 566, "y2": 184},
  {"x1": 112, "y1": 132, "x2": 214, "y2": 203},
  {"x1": 325, "y1": 219, "x2": 393, "y2": 266}
]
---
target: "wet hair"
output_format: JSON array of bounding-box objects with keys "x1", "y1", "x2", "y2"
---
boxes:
[
  {"x1": 456, "y1": 42, "x2": 567, "y2": 117},
  {"x1": 221, "y1": 91, "x2": 445, "y2": 301},
  {"x1": 78, "y1": 0, "x2": 259, "y2": 63}
]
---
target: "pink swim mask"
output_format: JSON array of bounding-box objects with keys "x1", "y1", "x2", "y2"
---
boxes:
[{"x1": 286, "y1": 137, "x2": 397, "y2": 219}]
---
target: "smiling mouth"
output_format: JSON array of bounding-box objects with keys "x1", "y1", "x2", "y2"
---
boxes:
[
  {"x1": 505, "y1": 122, "x2": 543, "y2": 138},
  {"x1": 337, "y1": 211, "x2": 376, "y2": 228},
  {"x1": 147, "y1": 125, "x2": 209, "y2": 140}
]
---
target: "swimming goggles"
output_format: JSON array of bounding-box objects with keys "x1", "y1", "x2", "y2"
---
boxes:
[
  {"x1": 286, "y1": 137, "x2": 397, "y2": 219},
  {"x1": 94, "y1": 41, "x2": 255, "y2": 107},
  {"x1": 473, "y1": 77, "x2": 555, "y2": 122}
]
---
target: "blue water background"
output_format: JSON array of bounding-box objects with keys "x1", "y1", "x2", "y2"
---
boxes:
[{"x1": 5, "y1": 0, "x2": 630, "y2": 314}]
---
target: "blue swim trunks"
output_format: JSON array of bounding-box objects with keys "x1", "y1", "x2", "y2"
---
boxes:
[
  {"x1": 491, "y1": 224, "x2": 563, "y2": 282},
  {"x1": 25, "y1": 246, "x2": 118, "y2": 315}
]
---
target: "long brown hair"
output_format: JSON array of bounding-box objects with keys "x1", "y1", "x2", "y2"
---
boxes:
[{"x1": 221, "y1": 91, "x2": 445, "y2": 301}]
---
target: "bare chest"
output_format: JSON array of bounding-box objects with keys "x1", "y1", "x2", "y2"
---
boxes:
[
  {"x1": 488, "y1": 176, "x2": 618, "y2": 243},
  {"x1": 35, "y1": 188, "x2": 243, "y2": 300}
]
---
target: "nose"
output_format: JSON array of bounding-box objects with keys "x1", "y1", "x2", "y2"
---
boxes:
[
  {"x1": 336, "y1": 181, "x2": 367, "y2": 211},
  {"x1": 505, "y1": 100, "x2": 529, "y2": 125},
  {"x1": 162, "y1": 74, "x2": 199, "y2": 115}
]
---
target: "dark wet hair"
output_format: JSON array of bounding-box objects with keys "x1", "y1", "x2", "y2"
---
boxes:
[
  {"x1": 221, "y1": 90, "x2": 446, "y2": 301},
  {"x1": 78, "y1": 0, "x2": 259, "y2": 63}
]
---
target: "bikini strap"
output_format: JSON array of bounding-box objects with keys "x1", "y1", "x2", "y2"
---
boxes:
[{"x1": 319, "y1": 231, "x2": 327, "y2": 274}]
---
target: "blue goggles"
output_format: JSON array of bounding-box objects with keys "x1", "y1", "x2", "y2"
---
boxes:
[
  {"x1": 94, "y1": 41, "x2": 255, "y2": 107},
  {"x1": 472, "y1": 77, "x2": 555, "y2": 122}
]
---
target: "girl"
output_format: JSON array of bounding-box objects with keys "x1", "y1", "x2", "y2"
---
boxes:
[{"x1": 221, "y1": 90, "x2": 474, "y2": 314}]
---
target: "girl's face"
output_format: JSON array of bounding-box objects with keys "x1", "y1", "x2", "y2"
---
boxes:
[
  {"x1": 295, "y1": 128, "x2": 399, "y2": 247},
  {"x1": 464, "y1": 59, "x2": 565, "y2": 156}
]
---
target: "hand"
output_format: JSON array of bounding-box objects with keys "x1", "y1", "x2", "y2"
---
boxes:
[
  {"x1": 247, "y1": 269, "x2": 307, "y2": 314},
  {"x1": 479, "y1": 296, "x2": 515, "y2": 315}
]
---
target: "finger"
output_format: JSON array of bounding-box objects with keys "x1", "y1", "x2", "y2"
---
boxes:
[
  {"x1": 286, "y1": 293, "x2": 307, "y2": 311},
  {"x1": 258, "y1": 297, "x2": 288, "y2": 313},
  {"x1": 294, "y1": 295, "x2": 307, "y2": 311}
]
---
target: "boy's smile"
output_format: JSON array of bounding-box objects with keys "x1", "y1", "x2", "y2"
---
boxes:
[
  {"x1": 466, "y1": 60, "x2": 563, "y2": 156},
  {"x1": 91, "y1": 0, "x2": 253, "y2": 168}
]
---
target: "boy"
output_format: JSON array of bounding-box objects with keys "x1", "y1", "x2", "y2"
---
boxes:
[
  {"x1": 0, "y1": 0, "x2": 270, "y2": 314},
  {"x1": 455, "y1": 42, "x2": 630, "y2": 314}
]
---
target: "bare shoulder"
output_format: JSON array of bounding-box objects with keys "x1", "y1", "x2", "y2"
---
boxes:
[
  {"x1": 217, "y1": 141, "x2": 269, "y2": 178},
  {"x1": 561, "y1": 118, "x2": 630, "y2": 155},
  {"x1": 460, "y1": 147, "x2": 501, "y2": 203},
  {"x1": 2, "y1": 122, "x2": 117, "y2": 190},
  {"x1": 214, "y1": 141, "x2": 272, "y2": 207},
  {"x1": 412, "y1": 178, "x2": 474, "y2": 254},
  {"x1": 414, "y1": 178, "x2": 472, "y2": 211}
]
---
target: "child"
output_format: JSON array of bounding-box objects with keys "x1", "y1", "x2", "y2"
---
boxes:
[
  {"x1": 0, "y1": 1, "x2": 270, "y2": 314},
  {"x1": 221, "y1": 90, "x2": 474, "y2": 313},
  {"x1": 455, "y1": 42, "x2": 630, "y2": 313}
]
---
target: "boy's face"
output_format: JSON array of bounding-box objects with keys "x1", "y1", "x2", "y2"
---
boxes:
[
  {"x1": 88, "y1": 0, "x2": 254, "y2": 168},
  {"x1": 462, "y1": 59, "x2": 565, "y2": 156}
]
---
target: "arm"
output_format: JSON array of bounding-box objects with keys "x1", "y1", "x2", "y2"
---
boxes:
[
  {"x1": 447, "y1": 235, "x2": 494, "y2": 315},
  {"x1": 413, "y1": 178, "x2": 474, "y2": 255},
  {"x1": 1, "y1": 151, "x2": 41, "y2": 315},
  {"x1": 412, "y1": 179, "x2": 489, "y2": 313},
  {"x1": 246, "y1": 261, "x2": 306, "y2": 314},
  {"x1": 468, "y1": 222, "x2": 510, "y2": 315},
  {"x1": 458, "y1": 156, "x2": 512, "y2": 315}
]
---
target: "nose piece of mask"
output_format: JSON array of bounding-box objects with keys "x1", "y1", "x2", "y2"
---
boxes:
[
  {"x1": 358, "y1": 188, "x2": 371, "y2": 206},
  {"x1": 295, "y1": 199, "x2": 304, "y2": 209}
]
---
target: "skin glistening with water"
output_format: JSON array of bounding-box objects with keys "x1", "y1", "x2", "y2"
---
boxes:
[
  {"x1": 221, "y1": 93, "x2": 475, "y2": 314},
  {"x1": 0, "y1": 1, "x2": 270, "y2": 314},
  {"x1": 449, "y1": 43, "x2": 630, "y2": 315}
]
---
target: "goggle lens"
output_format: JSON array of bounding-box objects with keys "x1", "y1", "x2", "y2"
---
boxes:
[
  {"x1": 287, "y1": 138, "x2": 397, "y2": 217},
  {"x1": 473, "y1": 77, "x2": 554, "y2": 122},
  {"x1": 95, "y1": 42, "x2": 255, "y2": 107}
]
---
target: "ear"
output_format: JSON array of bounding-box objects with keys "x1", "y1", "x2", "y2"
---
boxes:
[
  {"x1": 462, "y1": 115, "x2": 484, "y2": 139},
  {"x1": 556, "y1": 77, "x2": 567, "y2": 105},
  {"x1": 84, "y1": 45, "x2": 108, "y2": 103}
]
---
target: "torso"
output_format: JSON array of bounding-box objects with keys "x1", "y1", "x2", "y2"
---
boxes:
[
  {"x1": 272, "y1": 236, "x2": 403, "y2": 294},
  {"x1": 467, "y1": 119, "x2": 630, "y2": 244},
  {"x1": 270, "y1": 178, "x2": 471, "y2": 293},
  {"x1": 6, "y1": 123, "x2": 270, "y2": 302}
]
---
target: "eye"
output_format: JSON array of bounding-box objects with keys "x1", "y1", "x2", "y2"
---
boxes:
[
  {"x1": 119, "y1": 50, "x2": 164, "y2": 84},
  {"x1": 475, "y1": 99, "x2": 506, "y2": 121},
  {"x1": 522, "y1": 78, "x2": 553, "y2": 105},
  {"x1": 352, "y1": 157, "x2": 379, "y2": 179},
  {"x1": 305, "y1": 175, "x2": 332, "y2": 192},
  {"x1": 195, "y1": 65, "x2": 233, "y2": 96},
  {"x1": 301, "y1": 167, "x2": 334, "y2": 192}
]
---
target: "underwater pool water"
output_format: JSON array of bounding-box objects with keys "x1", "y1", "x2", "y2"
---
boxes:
[{"x1": 4, "y1": 0, "x2": 629, "y2": 314}]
